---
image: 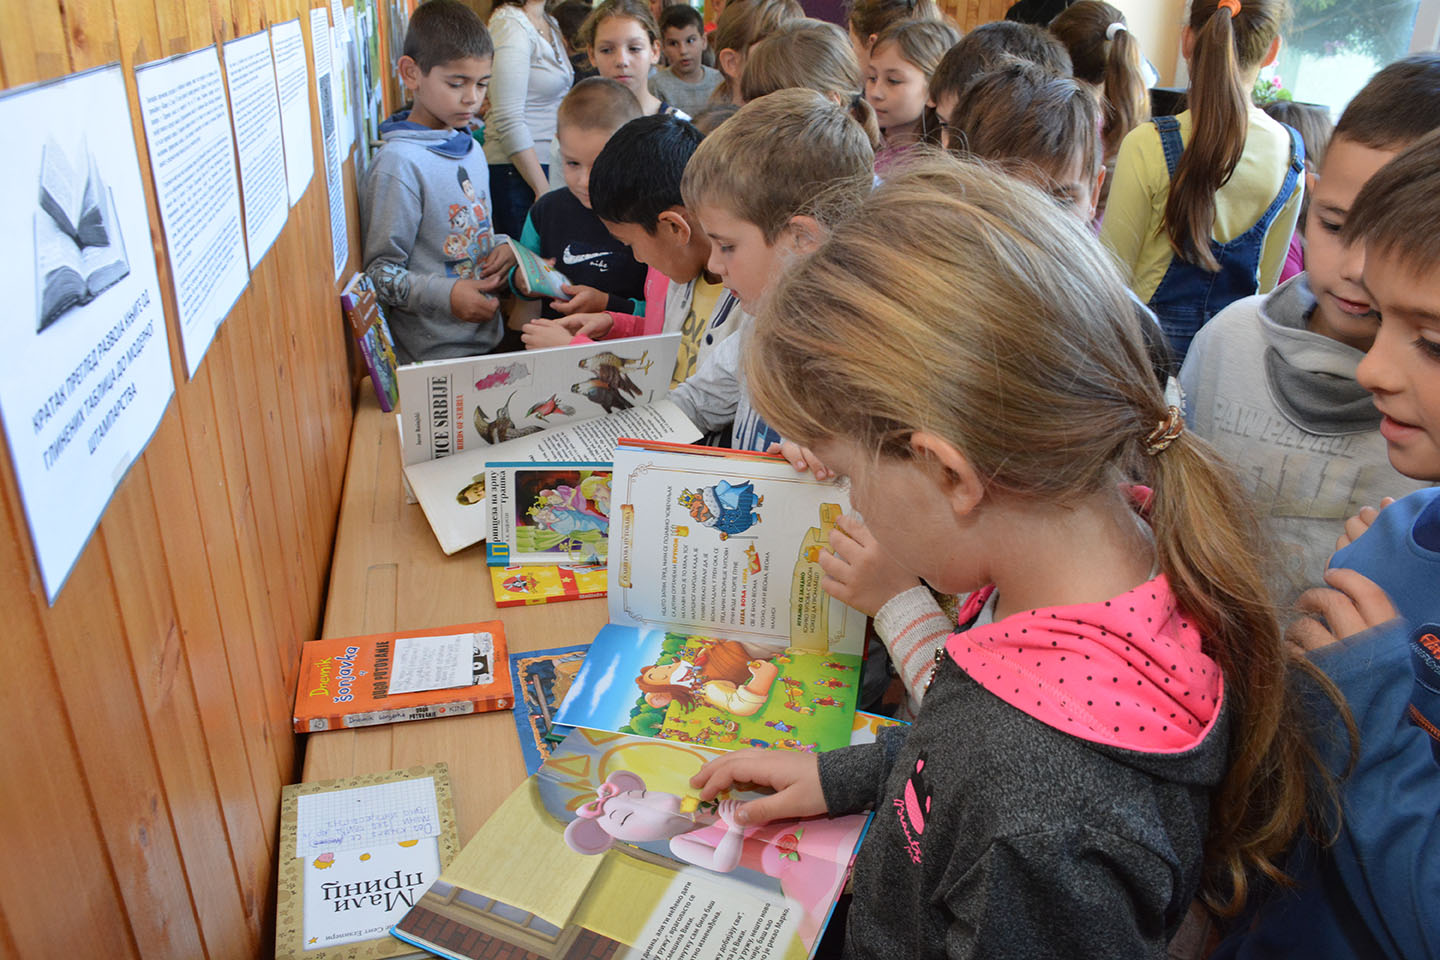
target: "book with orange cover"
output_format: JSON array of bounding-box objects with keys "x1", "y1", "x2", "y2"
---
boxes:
[{"x1": 293, "y1": 622, "x2": 512, "y2": 732}]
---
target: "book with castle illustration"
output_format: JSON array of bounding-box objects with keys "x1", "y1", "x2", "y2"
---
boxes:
[
  {"x1": 390, "y1": 728, "x2": 878, "y2": 960},
  {"x1": 484, "y1": 462, "x2": 612, "y2": 566},
  {"x1": 35, "y1": 136, "x2": 130, "y2": 332},
  {"x1": 277, "y1": 763, "x2": 459, "y2": 960},
  {"x1": 552, "y1": 440, "x2": 867, "y2": 754}
]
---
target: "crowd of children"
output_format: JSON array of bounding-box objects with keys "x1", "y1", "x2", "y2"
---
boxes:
[{"x1": 361, "y1": 0, "x2": 1439, "y2": 956}]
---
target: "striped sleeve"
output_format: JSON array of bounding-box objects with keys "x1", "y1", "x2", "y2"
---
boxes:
[{"x1": 873, "y1": 586, "x2": 954, "y2": 714}]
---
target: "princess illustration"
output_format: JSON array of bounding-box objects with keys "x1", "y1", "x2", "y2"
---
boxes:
[{"x1": 677, "y1": 481, "x2": 763, "y2": 540}]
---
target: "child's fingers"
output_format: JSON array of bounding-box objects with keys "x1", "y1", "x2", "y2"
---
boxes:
[
  {"x1": 689, "y1": 748, "x2": 769, "y2": 799},
  {"x1": 1321, "y1": 568, "x2": 1397, "y2": 626},
  {"x1": 1286, "y1": 615, "x2": 1338, "y2": 652},
  {"x1": 1295, "y1": 587, "x2": 1369, "y2": 640},
  {"x1": 735, "y1": 785, "x2": 820, "y2": 827}
]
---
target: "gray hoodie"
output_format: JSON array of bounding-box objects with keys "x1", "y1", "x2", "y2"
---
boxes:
[
  {"x1": 1179, "y1": 275, "x2": 1430, "y2": 604},
  {"x1": 361, "y1": 113, "x2": 504, "y2": 363}
]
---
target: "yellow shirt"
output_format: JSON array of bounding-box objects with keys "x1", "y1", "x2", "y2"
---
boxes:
[
  {"x1": 667, "y1": 277, "x2": 728, "y2": 387},
  {"x1": 1100, "y1": 107, "x2": 1302, "y2": 304}
]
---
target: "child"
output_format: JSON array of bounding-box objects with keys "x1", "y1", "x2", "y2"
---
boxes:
[
  {"x1": 552, "y1": 0, "x2": 599, "y2": 81},
  {"x1": 675, "y1": 87, "x2": 874, "y2": 450},
  {"x1": 650, "y1": 4, "x2": 726, "y2": 116},
  {"x1": 1262, "y1": 99, "x2": 1333, "y2": 282},
  {"x1": 1100, "y1": 0, "x2": 1302, "y2": 362},
  {"x1": 741, "y1": 20, "x2": 882, "y2": 149},
  {"x1": 1179, "y1": 54, "x2": 1440, "y2": 607},
  {"x1": 864, "y1": 18, "x2": 961, "y2": 169},
  {"x1": 688, "y1": 156, "x2": 1340, "y2": 955},
  {"x1": 927, "y1": 19, "x2": 1072, "y2": 130},
  {"x1": 362, "y1": 0, "x2": 505, "y2": 363},
  {"x1": 846, "y1": 0, "x2": 940, "y2": 70},
  {"x1": 708, "y1": 0, "x2": 805, "y2": 105},
  {"x1": 581, "y1": 0, "x2": 687, "y2": 119},
  {"x1": 1212, "y1": 130, "x2": 1440, "y2": 960},
  {"x1": 486, "y1": 78, "x2": 649, "y2": 344}
]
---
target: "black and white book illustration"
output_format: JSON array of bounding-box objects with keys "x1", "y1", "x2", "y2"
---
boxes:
[{"x1": 34, "y1": 136, "x2": 130, "y2": 332}]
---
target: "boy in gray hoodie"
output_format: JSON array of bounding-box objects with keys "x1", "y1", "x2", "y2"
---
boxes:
[
  {"x1": 1180, "y1": 54, "x2": 1440, "y2": 605},
  {"x1": 361, "y1": 0, "x2": 506, "y2": 363}
]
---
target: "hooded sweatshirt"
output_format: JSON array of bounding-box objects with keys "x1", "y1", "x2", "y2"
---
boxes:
[
  {"x1": 819, "y1": 574, "x2": 1231, "y2": 959},
  {"x1": 361, "y1": 112, "x2": 503, "y2": 363},
  {"x1": 1179, "y1": 274, "x2": 1430, "y2": 604}
]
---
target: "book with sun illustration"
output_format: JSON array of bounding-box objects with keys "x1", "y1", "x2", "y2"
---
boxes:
[
  {"x1": 390, "y1": 729, "x2": 875, "y2": 960},
  {"x1": 277, "y1": 763, "x2": 459, "y2": 960}
]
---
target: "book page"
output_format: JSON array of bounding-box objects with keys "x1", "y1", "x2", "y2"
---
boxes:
[
  {"x1": 135, "y1": 46, "x2": 250, "y2": 378},
  {"x1": 38, "y1": 138, "x2": 83, "y2": 238},
  {"x1": 311, "y1": 6, "x2": 349, "y2": 279},
  {"x1": 269, "y1": 19, "x2": 314, "y2": 206},
  {"x1": 222, "y1": 30, "x2": 290, "y2": 269},
  {"x1": 295, "y1": 777, "x2": 440, "y2": 857}
]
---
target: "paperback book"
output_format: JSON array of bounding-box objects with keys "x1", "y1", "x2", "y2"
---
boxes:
[
  {"x1": 341, "y1": 271, "x2": 400, "y2": 412},
  {"x1": 508, "y1": 643, "x2": 589, "y2": 775},
  {"x1": 484, "y1": 461, "x2": 612, "y2": 566},
  {"x1": 505, "y1": 236, "x2": 571, "y2": 300},
  {"x1": 489, "y1": 563, "x2": 607, "y2": 608}
]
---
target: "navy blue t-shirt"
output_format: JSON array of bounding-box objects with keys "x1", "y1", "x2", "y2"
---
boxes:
[{"x1": 520, "y1": 186, "x2": 648, "y2": 320}]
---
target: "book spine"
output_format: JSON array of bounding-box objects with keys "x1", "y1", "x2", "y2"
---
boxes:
[
  {"x1": 486, "y1": 542, "x2": 511, "y2": 566},
  {"x1": 493, "y1": 586, "x2": 607, "y2": 608},
  {"x1": 336, "y1": 695, "x2": 512, "y2": 727}
]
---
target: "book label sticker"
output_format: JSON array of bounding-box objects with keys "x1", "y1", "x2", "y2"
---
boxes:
[
  {"x1": 387, "y1": 631, "x2": 490, "y2": 695},
  {"x1": 295, "y1": 777, "x2": 440, "y2": 856}
]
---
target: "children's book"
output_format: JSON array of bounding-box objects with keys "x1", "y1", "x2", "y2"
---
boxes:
[
  {"x1": 293, "y1": 622, "x2": 512, "y2": 732},
  {"x1": 396, "y1": 332, "x2": 682, "y2": 465},
  {"x1": 504, "y1": 235, "x2": 571, "y2": 300},
  {"x1": 489, "y1": 563, "x2": 607, "y2": 608},
  {"x1": 277, "y1": 763, "x2": 459, "y2": 960},
  {"x1": 390, "y1": 729, "x2": 873, "y2": 960},
  {"x1": 341, "y1": 271, "x2": 400, "y2": 412},
  {"x1": 484, "y1": 462, "x2": 612, "y2": 566},
  {"x1": 508, "y1": 643, "x2": 589, "y2": 774},
  {"x1": 35, "y1": 137, "x2": 130, "y2": 331},
  {"x1": 403, "y1": 399, "x2": 699, "y2": 556}
]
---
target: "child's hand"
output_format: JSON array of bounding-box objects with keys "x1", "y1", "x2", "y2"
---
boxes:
[
  {"x1": 690, "y1": 748, "x2": 826, "y2": 826},
  {"x1": 552, "y1": 284, "x2": 609, "y2": 315},
  {"x1": 521, "y1": 318, "x2": 575, "y2": 349},
  {"x1": 554, "y1": 311, "x2": 614, "y2": 340},
  {"x1": 1335, "y1": 497, "x2": 1396, "y2": 551},
  {"x1": 450, "y1": 280, "x2": 501, "y2": 323},
  {"x1": 820, "y1": 513, "x2": 921, "y2": 616},
  {"x1": 1288, "y1": 568, "x2": 1398, "y2": 651},
  {"x1": 766, "y1": 441, "x2": 835, "y2": 480},
  {"x1": 480, "y1": 243, "x2": 516, "y2": 280}
]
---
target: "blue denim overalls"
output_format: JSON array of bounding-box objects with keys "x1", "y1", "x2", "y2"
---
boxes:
[{"x1": 1147, "y1": 115, "x2": 1304, "y2": 362}]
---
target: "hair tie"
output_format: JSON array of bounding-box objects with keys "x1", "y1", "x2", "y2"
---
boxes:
[
  {"x1": 1215, "y1": 0, "x2": 1242, "y2": 17},
  {"x1": 1144, "y1": 406, "x2": 1185, "y2": 456},
  {"x1": 1106, "y1": 21, "x2": 1125, "y2": 41}
]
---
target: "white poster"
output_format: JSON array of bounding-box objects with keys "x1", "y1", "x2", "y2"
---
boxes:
[
  {"x1": 269, "y1": 18, "x2": 314, "y2": 206},
  {"x1": 0, "y1": 64, "x2": 175, "y2": 603},
  {"x1": 311, "y1": 6, "x2": 349, "y2": 279},
  {"x1": 135, "y1": 46, "x2": 250, "y2": 377},
  {"x1": 222, "y1": 30, "x2": 289, "y2": 269},
  {"x1": 332, "y1": 25, "x2": 355, "y2": 156}
]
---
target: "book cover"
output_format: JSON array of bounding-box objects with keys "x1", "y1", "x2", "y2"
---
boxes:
[
  {"x1": 505, "y1": 236, "x2": 571, "y2": 300},
  {"x1": 34, "y1": 138, "x2": 130, "y2": 332},
  {"x1": 484, "y1": 462, "x2": 612, "y2": 566},
  {"x1": 489, "y1": 563, "x2": 607, "y2": 608},
  {"x1": 508, "y1": 643, "x2": 589, "y2": 775},
  {"x1": 403, "y1": 399, "x2": 700, "y2": 556},
  {"x1": 277, "y1": 763, "x2": 459, "y2": 960},
  {"x1": 293, "y1": 622, "x2": 512, "y2": 732},
  {"x1": 395, "y1": 333, "x2": 682, "y2": 465},
  {"x1": 391, "y1": 729, "x2": 872, "y2": 960},
  {"x1": 341, "y1": 271, "x2": 400, "y2": 412}
]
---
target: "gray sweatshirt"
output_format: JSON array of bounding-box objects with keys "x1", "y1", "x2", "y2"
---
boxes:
[
  {"x1": 668, "y1": 313, "x2": 781, "y2": 452},
  {"x1": 361, "y1": 114, "x2": 504, "y2": 363},
  {"x1": 1179, "y1": 275, "x2": 1430, "y2": 604}
]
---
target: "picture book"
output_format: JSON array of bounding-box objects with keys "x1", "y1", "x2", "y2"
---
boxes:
[
  {"x1": 341, "y1": 271, "x2": 400, "y2": 412},
  {"x1": 390, "y1": 729, "x2": 872, "y2": 960},
  {"x1": 489, "y1": 563, "x2": 607, "y2": 608},
  {"x1": 556, "y1": 626, "x2": 861, "y2": 754},
  {"x1": 508, "y1": 643, "x2": 589, "y2": 774},
  {"x1": 293, "y1": 622, "x2": 511, "y2": 732},
  {"x1": 277, "y1": 763, "x2": 459, "y2": 960},
  {"x1": 404, "y1": 399, "x2": 699, "y2": 556},
  {"x1": 35, "y1": 137, "x2": 130, "y2": 331},
  {"x1": 396, "y1": 332, "x2": 682, "y2": 465},
  {"x1": 505, "y1": 235, "x2": 571, "y2": 300},
  {"x1": 484, "y1": 462, "x2": 612, "y2": 566}
]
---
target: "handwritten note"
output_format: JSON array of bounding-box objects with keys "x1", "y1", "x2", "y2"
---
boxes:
[
  {"x1": 295, "y1": 777, "x2": 440, "y2": 857},
  {"x1": 388, "y1": 631, "x2": 487, "y2": 695}
]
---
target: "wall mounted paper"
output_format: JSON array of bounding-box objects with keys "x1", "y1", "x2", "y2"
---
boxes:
[
  {"x1": 269, "y1": 19, "x2": 314, "y2": 206},
  {"x1": 310, "y1": 6, "x2": 349, "y2": 279},
  {"x1": 0, "y1": 64, "x2": 175, "y2": 602},
  {"x1": 135, "y1": 46, "x2": 250, "y2": 377},
  {"x1": 222, "y1": 31, "x2": 289, "y2": 269}
]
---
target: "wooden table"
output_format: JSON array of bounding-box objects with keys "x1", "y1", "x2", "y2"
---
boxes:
[{"x1": 301, "y1": 386, "x2": 610, "y2": 840}]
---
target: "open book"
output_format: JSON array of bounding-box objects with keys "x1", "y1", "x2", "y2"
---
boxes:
[
  {"x1": 35, "y1": 138, "x2": 130, "y2": 331},
  {"x1": 504, "y1": 236, "x2": 571, "y2": 300}
]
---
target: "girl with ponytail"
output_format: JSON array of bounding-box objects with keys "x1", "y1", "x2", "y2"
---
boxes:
[
  {"x1": 1100, "y1": 0, "x2": 1302, "y2": 363},
  {"x1": 689, "y1": 156, "x2": 1349, "y2": 955}
]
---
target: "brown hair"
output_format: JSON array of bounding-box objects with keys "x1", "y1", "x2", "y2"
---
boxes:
[
  {"x1": 407, "y1": 0, "x2": 493, "y2": 70},
  {"x1": 1048, "y1": 1, "x2": 1150, "y2": 162},
  {"x1": 745, "y1": 155, "x2": 1350, "y2": 915},
  {"x1": 1163, "y1": 0, "x2": 1287, "y2": 272},
  {"x1": 1263, "y1": 99, "x2": 1330, "y2": 230},
  {"x1": 709, "y1": 0, "x2": 805, "y2": 94},
  {"x1": 928, "y1": 20, "x2": 1071, "y2": 104},
  {"x1": 1332, "y1": 52, "x2": 1440, "y2": 152},
  {"x1": 557, "y1": 77, "x2": 644, "y2": 134},
  {"x1": 579, "y1": 0, "x2": 661, "y2": 51},
  {"x1": 847, "y1": 0, "x2": 940, "y2": 46},
  {"x1": 870, "y1": 18, "x2": 962, "y2": 145},
  {"x1": 682, "y1": 88, "x2": 875, "y2": 240},
  {"x1": 1343, "y1": 128, "x2": 1440, "y2": 277},
  {"x1": 741, "y1": 20, "x2": 882, "y2": 148}
]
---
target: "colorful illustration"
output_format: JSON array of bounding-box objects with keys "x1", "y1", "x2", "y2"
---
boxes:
[
  {"x1": 488, "y1": 563, "x2": 608, "y2": 608},
  {"x1": 509, "y1": 644, "x2": 590, "y2": 774},
  {"x1": 525, "y1": 392, "x2": 575, "y2": 421},
  {"x1": 442, "y1": 165, "x2": 497, "y2": 279},
  {"x1": 678, "y1": 480, "x2": 763, "y2": 540},
  {"x1": 503, "y1": 571, "x2": 539, "y2": 594},
  {"x1": 571, "y1": 376, "x2": 635, "y2": 414},
  {"x1": 455, "y1": 474, "x2": 485, "y2": 506},
  {"x1": 744, "y1": 543, "x2": 763, "y2": 574},
  {"x1": 473, "y1": 391, "x2": 543, "y2": 444},
  {"x1": 513, "y1": 468, "x2": 612, "y2": 562},
  {"x1": 578, "y1": 349, "x2": 652, "y2": 391},
  {"x1": 312, "y1": 852, "x2": 334, "y2": 869},
  {"x1": 474, "y1": 361, "x2": 529, "y2": 391}
]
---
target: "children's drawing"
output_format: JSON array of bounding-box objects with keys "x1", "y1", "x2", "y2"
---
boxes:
[
  {"x1": 474, "y1": 392, "x2": 543, "y2": 444},
  {"x1": 678, "y1": 481, "x2": 763, "y2": 540},
  {"x1": 524, "y1": 393, "x2": 575, "y2": 422},
  {"x1": 455, "y1": 474, "x2": 485, "y2": 506},
  {"x1": 571, "y1": 377, "x2": 635, "y2": 414},
  {"x1": 474, "y1": 361, "x2": 528, "y2": 391},
  {"x1": 514, "y1": 469, "x2": 612, "y2": 562}
]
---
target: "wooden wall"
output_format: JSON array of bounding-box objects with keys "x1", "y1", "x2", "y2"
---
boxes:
[
  {"x1": 943, "y1": 0, "x2": 1016, "y2": 30},
  {"x1": 0, "y1": 0, "x2": 364, "y2": 957}
]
